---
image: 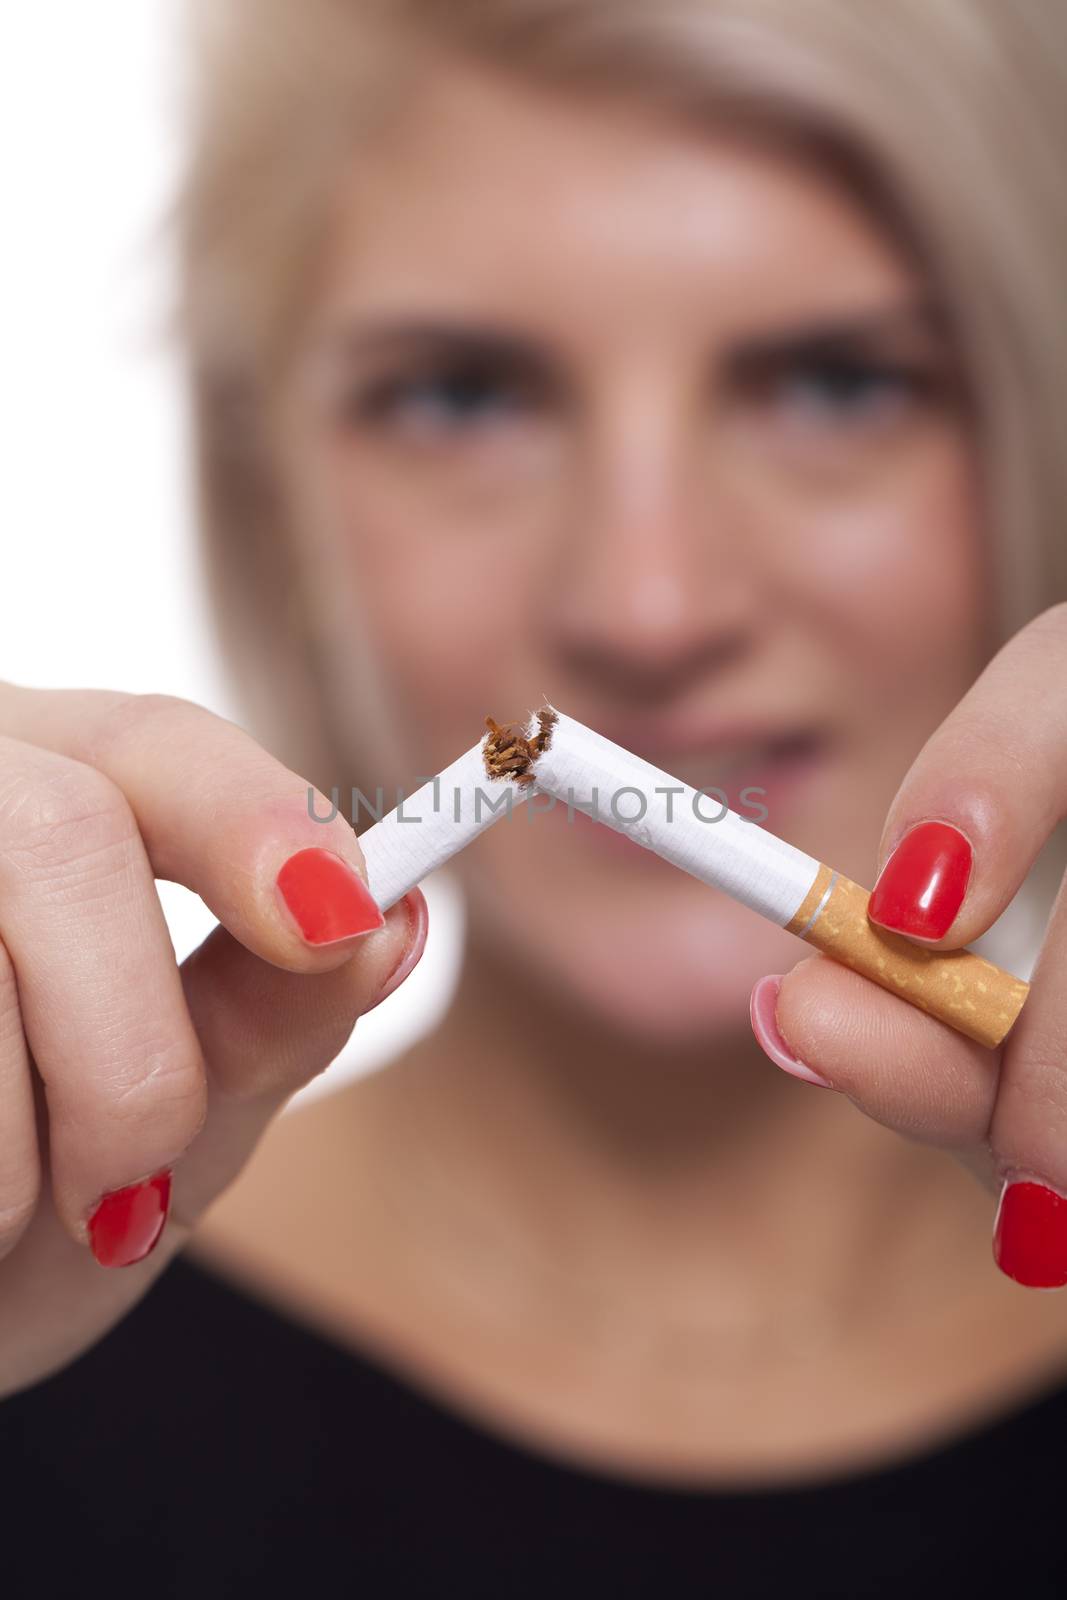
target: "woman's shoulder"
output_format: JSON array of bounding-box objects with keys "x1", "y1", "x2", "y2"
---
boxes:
[
  {"x1": 10, "y1": 1064, "x2": 1067, "y2": 1594},
  {"x1": 7, "y1": 1244, "x2": 1067, "y2": 1596},
  {"x1": 0, "y1": 1247, "x2": 466, "y2": 1589},
  {"x1": 14, "y1": 1240, "x2": 1067, "y2": 1496}
]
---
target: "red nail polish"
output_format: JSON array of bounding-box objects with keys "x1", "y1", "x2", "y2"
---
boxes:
[
  {"x1": 868, "y1": 821, "x2": 972, "y2": 940},
  {"x1": 749, "y1": 975, "x2": 834, "y2": 1089},
  {"x1": 88, "y1": 1171, "x2": 172, "y2": 1268},
  {"x1": 994, "y1": 1180, "x2": 1067, "y2": 1289},
  {"x1": 276, "y1": 847, "x2": 384, "y2": 945},
  {"x1": 366, "y1": 889, "x2": 429, "y2": 1013}
]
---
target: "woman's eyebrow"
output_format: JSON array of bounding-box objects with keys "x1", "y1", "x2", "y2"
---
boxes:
[
  {"x1": 724, "y1": 300, "x2": 951, "y2": 376},
  {"x1": 320, "y1": 316, "x2": 553, "y2": 370},
  {"x1": 314, "y1": 300, "x2": 952, "y2": 382}
]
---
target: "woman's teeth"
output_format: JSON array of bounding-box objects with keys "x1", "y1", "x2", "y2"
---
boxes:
[{"x1": 693, "y1": 733, "x2": 819, "y2": 791}]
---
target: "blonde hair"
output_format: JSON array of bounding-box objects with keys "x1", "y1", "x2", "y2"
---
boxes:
[{"x1": 178, "y1": 3, "x2": 1067, "y2": 868}]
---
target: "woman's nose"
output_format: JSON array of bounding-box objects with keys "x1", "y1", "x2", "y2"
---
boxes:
[{"x1": 543, "y1": 409, "x2": 761, "y2": 697}]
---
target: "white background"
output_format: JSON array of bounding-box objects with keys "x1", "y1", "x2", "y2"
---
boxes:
[{"x1": 0, "y1": 1, "x2": 461, "y2": 1104}]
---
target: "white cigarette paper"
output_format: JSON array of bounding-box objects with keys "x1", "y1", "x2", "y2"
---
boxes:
[
  {"x1": 360, "y1": 704, "x2": 817, "y2": 922},
  {"x1": 357, "y1": 702, "x2": 1030, "y2": 1049},
  {"x1": 526, "y1": 709, "x2": 821, "y2": 925},
  {"x1": 358, "y1": 737, "x2": 529, "y2": 912}
]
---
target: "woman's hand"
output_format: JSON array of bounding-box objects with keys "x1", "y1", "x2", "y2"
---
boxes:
[
  {"x1": 749, "y1": 601, "x2": 1067, "y2": 1289},
  {"x1": 0, "y1": 684, "x2": 422, "y2": 1396}
]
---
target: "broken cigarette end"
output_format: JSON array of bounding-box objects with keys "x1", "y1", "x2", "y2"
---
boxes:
[{"x1": 483, "y1": 705, "x2": 557, "y2": 785}]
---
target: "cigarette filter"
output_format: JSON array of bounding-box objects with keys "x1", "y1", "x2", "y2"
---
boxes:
[{"x1": 358, "y1": 704, "x2": 1030, "y2": 1049}]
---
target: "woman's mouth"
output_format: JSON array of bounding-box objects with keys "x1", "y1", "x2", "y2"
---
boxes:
[{"x1": 707, "y1": 730, "x2": 828, "y2": 821}]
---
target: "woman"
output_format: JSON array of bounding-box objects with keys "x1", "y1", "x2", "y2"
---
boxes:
[{"x1": 4, "y1": 0, "x2": 1067, "y2": 1591}]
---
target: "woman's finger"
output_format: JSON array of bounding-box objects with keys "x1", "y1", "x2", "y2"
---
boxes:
[
  {"x1": 168, "y1": 891, "x2": 422, "y2": 1225},
  {"x1": 865, "y1": 602, "x2": 1067, "y2": 948},
  {"x1": 0, "y1": 890, "x2": 423, "y2": 1395},
  {"x1": 755, "y1": 955, "x2": 999, "y2": 1161},
  {"x1": 0, "y1": 738, "x2": 209, "y2": 1260},
  {"x1": 0, "y1": 684, "x2": 383, "y2": 973},
  {"x1": 0, "y1": 934, "x2": 40, "y2": 1262},
  {"x1": 987, "y1": 867, "x2": 1067, "y2": 1287}
]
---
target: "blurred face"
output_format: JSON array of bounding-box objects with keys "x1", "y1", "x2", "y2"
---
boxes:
[{"x1": 282, "y1": 56, "x2": 988, "y2": 1042}]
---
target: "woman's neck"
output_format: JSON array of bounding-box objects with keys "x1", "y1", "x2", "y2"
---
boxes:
[
  {"x1": 386, "y1": 922, "x2": 992, "y2": 1341},
  {"x1": 190, "y1": 918, "x2": 1067, "y2": 1483}
]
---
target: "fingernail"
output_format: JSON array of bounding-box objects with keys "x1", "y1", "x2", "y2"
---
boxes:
[
  {"x1": 749, "y1": 975, "x2": 834, "y2": 1089},
  {"x1": 88, "y1": 1170, "x2": 172, "y2": 1268},
  {"x1": 365, "y1": 889, "x2": 428, "y2": 1013},
  {"x1": 276, "y1": 846, "x2": 384, "y2": 945},
  {"x1": 868, "y1": 820, "x2": 972, "y2": 941},
  {"x1": 993, "y1": 1178, "x2": 1067, "y2": 1289}
]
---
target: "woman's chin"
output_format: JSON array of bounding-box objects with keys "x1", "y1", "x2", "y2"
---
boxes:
[
  {"x1": 468, "y1": 868, "x2": 805, "y2": 1048},
  {"x1": 545, "y1": 929, "x2": 800, "y2": 1046}
]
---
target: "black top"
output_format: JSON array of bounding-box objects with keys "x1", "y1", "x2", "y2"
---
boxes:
[{"x1": 4, "y1": 1252, "x2": 1067, "y2": 1598}]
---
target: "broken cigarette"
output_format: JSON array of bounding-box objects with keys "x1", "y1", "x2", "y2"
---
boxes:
[{"x1": 358, "y1": 704, "x2": 1030, "y2": 1049}]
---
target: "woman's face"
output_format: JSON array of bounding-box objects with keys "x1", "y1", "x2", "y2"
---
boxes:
[{"x1": 285, "y1": 57, "x2": 988, "y2": 1042}]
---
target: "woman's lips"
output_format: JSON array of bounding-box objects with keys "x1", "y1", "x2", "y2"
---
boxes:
[
  {"x1": 533, "y1": 731, "x2": 829, "y2": 860},
  {"x1": 713, "y1": 735, "x2": 828, "y2": 825}
]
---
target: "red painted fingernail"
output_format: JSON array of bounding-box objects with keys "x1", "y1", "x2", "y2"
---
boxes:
[
  {"x1": 993, "y1": 1179, "x2": 1067, "y2": 1289},
  {"x1": 88, "y1": 1170, "x2": 172, "y2": 1268},
  {"x1": 365, "y1": 889, "x2": 429, "y2": 1013},
  {"x1": 749, "y1": 975, "x2": 834, "y2": 1089},
  {"x1": 868, "y1": 820, "x2": 972, "y2": 940},
  {"x1": 276, "y1": 847, "x2": 384, "y2": 945}
]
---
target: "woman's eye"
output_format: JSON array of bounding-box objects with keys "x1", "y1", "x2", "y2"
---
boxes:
[
  {"x1": 769, "y1": 359, "x2": 927, "y2": 427},
  {"x1": 343, "y1": 365, "x2": 531, "y2": 436}
]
